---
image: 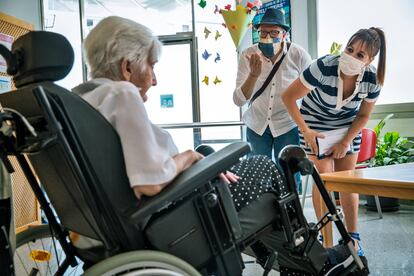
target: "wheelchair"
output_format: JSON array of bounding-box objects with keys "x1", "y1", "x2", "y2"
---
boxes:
[{"x1": 0, "y1": 31, "x2": 368, "y2": 276}]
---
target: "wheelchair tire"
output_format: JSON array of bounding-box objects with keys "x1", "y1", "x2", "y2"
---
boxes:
[
  {"x1": 14, "y1": 224, "x2": 84, "y2": 275},
  {"x1": 84, "y1": 250, "x2": 201, "y2": 276}
]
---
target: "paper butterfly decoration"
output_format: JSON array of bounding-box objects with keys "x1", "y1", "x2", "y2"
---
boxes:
[
  {"x1": 214, "y1": 53, "x2": 221, "y2": 63},
  {"x1": 198, "y1": 0, "x2": 207, "y2": 8},
  {"x1": 213, "y1": 76, "x2": 222, "y2": 85},
  {"x1": 204, "y1": 27, "x2": 211, "y2": 39},
  {"x1": 215, "y1": 30, "x2": 222, "y2": 41},
  {"x1": 202, "y1": 49, "x2": 212, "y2": 60},
  {"x1": 202, "y1": 76, "x2": 209, "y2": 85}
]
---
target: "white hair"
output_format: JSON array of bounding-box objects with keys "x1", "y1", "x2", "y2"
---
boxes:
[{"x1": 83, "y1": 16, "x2": 162, "y2": 80}]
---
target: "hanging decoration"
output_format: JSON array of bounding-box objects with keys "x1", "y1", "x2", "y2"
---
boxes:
[
  {"x1": 204, "y1": 27, "x2": 211, "y2": 39},
  {"x1": 214, "y1": 5, "x2": 220, "y2": 14},
  {"x1": 214, "y1": 53, "x2": 221, "y2": 63},
  {"x1": 214, "y1": 30, "x2": 222, "y2": 41},
  {"x1": 213, "y1": 76, "x2": 222, "y2": 85},
  {"x1": 220, "y1": 3, "x2": 259, "y2": 49},
  {"x1": 202, "y1": 49, "x2": 212, "y2": 60},
  {"x1": 202, "y1": 75, "x2": 209, "y2": 85},
  {"x1": 198, "y1": 0, "x2": 207, "y2": 9}
]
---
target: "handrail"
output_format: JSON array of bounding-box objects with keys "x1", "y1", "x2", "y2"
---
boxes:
[{"x1": 157, "y1": 121, "x2": 245, "y2": 129}]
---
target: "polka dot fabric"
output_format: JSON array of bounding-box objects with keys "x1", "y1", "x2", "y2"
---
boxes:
[{"x1": 229, "y1": 155, "x2": 289, "y2": 212}]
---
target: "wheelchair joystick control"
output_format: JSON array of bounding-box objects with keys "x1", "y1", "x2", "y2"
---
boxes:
[
  {"x1": 206, "y1": 193, "x2": 218, "y2": 208},
  {"x1": 297, "y1": 160, "x2": 314, "y2": 175}
]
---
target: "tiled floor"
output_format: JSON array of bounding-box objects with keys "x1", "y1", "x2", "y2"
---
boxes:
[{"x1": 242, "y1": 199, "x2": 414, "y2": 276}]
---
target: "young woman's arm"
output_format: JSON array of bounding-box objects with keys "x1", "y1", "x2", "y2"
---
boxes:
[
  {"x1": 133, "y1": 150, "x2": 203, "y2": 198},
  {"x1": 325, "y1": 100, "x2": 376, "y2": 159},
  {"x1": 281, "y1": 78, "x2": 325, "y2": 154}
]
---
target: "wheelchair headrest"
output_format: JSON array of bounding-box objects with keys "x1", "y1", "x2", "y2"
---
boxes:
[{"x1": 0, "y1": 31, "x2": 74, "y2": 88}]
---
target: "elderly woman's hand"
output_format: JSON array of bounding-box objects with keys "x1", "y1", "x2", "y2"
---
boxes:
[{"x1": 219, "y1": 171, "x2": 240, "y2": 184}]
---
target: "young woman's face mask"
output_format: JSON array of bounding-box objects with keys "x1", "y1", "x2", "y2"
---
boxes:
[{"x1": 338, "y1": 52, "x2": 366, "y2": 76}]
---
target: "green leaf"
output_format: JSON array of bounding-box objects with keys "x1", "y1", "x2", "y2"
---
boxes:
[
  {"x1": 374, "y1": 113, "x2": 394, "y2": 137},
  {"x1": 330, "y1": 42, "x2": 342, "y2": 55},
  {"x1": 383, "y1": 157, "x2": 392, "y2": 165},
  {"x1": 383, "y1": 132, "x2": 400, "y2": 145}
]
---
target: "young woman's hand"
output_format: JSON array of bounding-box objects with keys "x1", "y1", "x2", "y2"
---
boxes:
[
  {"x1": 325, "y1": 142, "x2": 349, "y2": 159},
  {"x1": 302, "y1": 129, "x2": 325, "y2": 155},
  {"x1": 247, "y1": 53, "x2": 262, "y2": 78},
  {"x1": 219, "y1": 171, "x2": 240, "y2": 184}
]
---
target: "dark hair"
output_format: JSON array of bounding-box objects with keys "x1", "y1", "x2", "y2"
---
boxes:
[{"x1": 346, "y1": 27, "x2": 386, "y2": 85}]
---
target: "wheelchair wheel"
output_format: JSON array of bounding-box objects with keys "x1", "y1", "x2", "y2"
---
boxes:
[
  {"x1": 84, "y1": 250, "x2": 201, "y2": 276},
  {"x1": 14, "y1": 224, "x2": 84, "y2": 275}
]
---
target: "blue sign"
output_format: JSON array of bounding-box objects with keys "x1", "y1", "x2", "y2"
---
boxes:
[{"x1": 160, "y1": 94, "x2": 174, "y2": 108}]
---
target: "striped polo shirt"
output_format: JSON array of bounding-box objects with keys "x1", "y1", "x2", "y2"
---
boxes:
[{"x1": 298, "y1": 54, "x2": 381, "y2": 153}]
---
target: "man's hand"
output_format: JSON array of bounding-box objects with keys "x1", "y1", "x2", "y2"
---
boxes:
[{"x1": 247, "y1": 53, "x2": 262, "y2": 78}]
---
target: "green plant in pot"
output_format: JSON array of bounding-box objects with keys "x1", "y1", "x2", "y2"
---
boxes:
[{"x1": 366, "y1": 114, "x2": 414, "y2": 211}]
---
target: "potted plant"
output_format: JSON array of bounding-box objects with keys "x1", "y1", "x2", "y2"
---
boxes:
[{"x1": 366, "y1": 114, "x2": 414, "y2": 211}]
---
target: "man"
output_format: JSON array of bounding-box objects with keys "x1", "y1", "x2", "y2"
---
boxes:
[{"x1": 233, "y1": 8, "x2": 311, "y2": 168}]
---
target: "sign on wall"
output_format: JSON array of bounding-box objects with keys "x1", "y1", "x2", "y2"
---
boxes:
[{"x1": 251, "y1": 0, "x2": 291, "y2": 44}]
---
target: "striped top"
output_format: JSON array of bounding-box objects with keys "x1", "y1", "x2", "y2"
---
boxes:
[{"x1": 299, "y1": 54, "x2": 381, "y2": 132}]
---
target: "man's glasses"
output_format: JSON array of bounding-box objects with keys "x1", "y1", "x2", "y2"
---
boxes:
[{"x1": 258, "y1": 30, "x2": 283, "y2": 38}]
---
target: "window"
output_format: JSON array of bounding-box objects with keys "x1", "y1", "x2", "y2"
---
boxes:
[
  {"x1": 317, "y1": 0, "x2": 414, "y2": 104},
  {"x1": 42, "y1": 0, "x2": 243, "y2": 151},
  {"x1": 42, "y1": 0, "x2": 83, "y2": 90},
  {"x1": 83, "y1": 0, "x2": 192, "y2": 36}
]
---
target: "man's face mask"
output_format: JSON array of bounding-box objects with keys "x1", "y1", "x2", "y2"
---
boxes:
[{"x1": 258, "y1": 29, "x2": 284, "y2": 59}]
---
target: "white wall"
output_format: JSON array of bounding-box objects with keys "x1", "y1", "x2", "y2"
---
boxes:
[{"x1": 0, "y1": 0, "x2": 42, "y2": 30}]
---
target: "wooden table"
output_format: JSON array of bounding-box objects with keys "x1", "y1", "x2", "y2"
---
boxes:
[{"x1": 319, "y1": 162, "x2": 414, "y2": 247}]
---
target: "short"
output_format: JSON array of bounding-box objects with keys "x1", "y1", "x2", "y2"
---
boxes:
[{"x1": 299, "y1": 130, "x2": 362, "y2": 156}]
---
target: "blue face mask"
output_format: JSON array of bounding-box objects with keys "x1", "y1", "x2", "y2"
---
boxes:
[{"x1": 258, "y1": 37, "x2": 282, "y2": 59}]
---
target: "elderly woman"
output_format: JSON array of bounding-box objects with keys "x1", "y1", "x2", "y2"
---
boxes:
[{"x1": 72, "y1": 16, "x2": 361, "y2": 275}]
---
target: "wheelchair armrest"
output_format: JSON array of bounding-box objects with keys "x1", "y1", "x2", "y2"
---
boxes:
[{"x1": 129, "y1": 142, "x2": 250, "y2": 222}]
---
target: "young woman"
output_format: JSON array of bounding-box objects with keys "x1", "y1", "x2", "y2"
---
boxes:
[{"x1": 282, "y1": 27, "x2": 386, "y2": 255}]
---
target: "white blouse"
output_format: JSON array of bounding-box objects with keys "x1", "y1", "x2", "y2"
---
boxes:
[{"x1": 76, "y1": 78, "x2": 178, "y2": 187}]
